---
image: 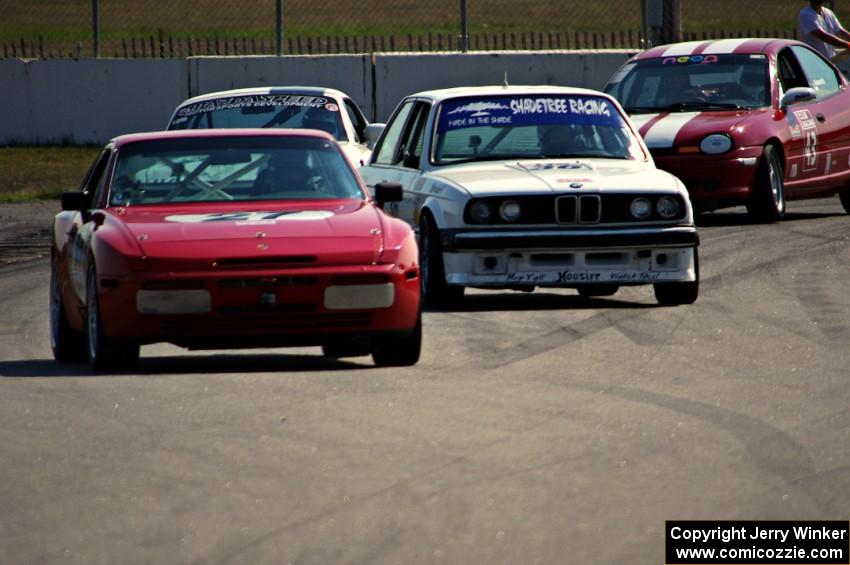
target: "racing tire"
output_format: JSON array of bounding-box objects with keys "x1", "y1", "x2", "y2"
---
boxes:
[
  {"x1": 653, "y1": 248, "x2": 699, "y2": 306},
  {"x1": 49, "y1": 258, "x2": 87, "y2": 363},
  {"x1": 419, "y1": 214, "x2": 464, "y2": 308},
  {"x1": 321, "y1": 338, "x2": 371, "y2": 359},
  {"x1": 839, "y1": 189, "x2": 850, "y2": 214},
  {"x1": 577, "y1": 284, "x2": 620, "y2": 298},
  {"x1": 746, "y1": 145, "x2": 785, "y2": 223},
  {"x1": 371, "y1": 311, "x2": 422, "y2": 367},
  {"x1": 86, "y1": 263, "x2": 140, "y2": 372}
]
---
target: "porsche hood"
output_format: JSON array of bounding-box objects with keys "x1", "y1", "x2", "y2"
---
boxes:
[{"x1": 112, "y1": 201, "x2": 385, "y2": 269}]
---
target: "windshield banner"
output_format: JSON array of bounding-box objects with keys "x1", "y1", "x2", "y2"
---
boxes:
[
  {"x1": 175, "y1": 95, "x2": 329, "y2": 118},
  {"x1": 437, "y1": 96, "x2": 622, "y2": 133}
]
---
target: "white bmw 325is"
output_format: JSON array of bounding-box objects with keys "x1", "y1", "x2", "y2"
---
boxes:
[{"x1": 359, "y1": 85, "x2": 699, "y2": 306}]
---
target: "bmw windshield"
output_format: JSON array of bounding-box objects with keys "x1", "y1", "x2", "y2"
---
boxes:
[
  {"x1": 605, "y1": 53, "x2": 771, "y2": 112},
  {"x1": 432, "y1": 94, "x2": 646, "y2": 165}
]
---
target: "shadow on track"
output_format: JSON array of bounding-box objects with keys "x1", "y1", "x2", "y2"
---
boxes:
[
  {"x1": 696, "y1": 209, "x2": 845, "y2": 228},
  {"x1": 0, "y1": 353, "x2": 368, "y2": 378},
  {"x1": 426, "y1": 290, "x2": 658, "y2": 313}
]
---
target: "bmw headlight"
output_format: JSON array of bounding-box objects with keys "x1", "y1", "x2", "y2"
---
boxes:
[
  {"x1": 469, "y1": 200, "x2": 493, "y2": 223},
  {"x1": 499, "y1": 200, "x2": 522, "y2": 222},
  {"x1": 630, "y1": 197, "x2": 653, "y2": 220},
  {"x1": 656, "y1": 195, "x2": 681, "y2": 219},
  {"x1": 699, "y1": 133, "x2": 732, "y2": 155}
]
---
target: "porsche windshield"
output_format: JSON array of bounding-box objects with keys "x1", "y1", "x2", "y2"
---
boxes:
[
  {"x1": 108, "y1": 136, "x2": 363, "y2": 206},
  {"x1": 167, "y1": 94, "x2": 346, "y2": 141},
  {"x1": 605, "y1": 53, "x2": 771, "y2": 112},
  {"x1": 432, "y1": 94, "x2": 645, "y2": 165}
]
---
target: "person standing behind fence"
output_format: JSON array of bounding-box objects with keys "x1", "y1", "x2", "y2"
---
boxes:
[{"x1": 798, "y1": 0, "x2": 850, "y2": 61}]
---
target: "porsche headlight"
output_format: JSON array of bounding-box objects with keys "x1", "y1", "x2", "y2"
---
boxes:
[
  {"x1": 656, "y1": 195, "x2": 681, "y2": 219},
  {"x1": 499, "y1": 200, "x2": 522, "y2": 222},
  {"x1": 699, "y1": 134, "x2": 732, "y2": 155},
  {"x1": 469, "y1": 200, "x2": 493, "y2": 223},
  {"x1": 630, "y1": 197, "x2": 653, "y2": 220}
]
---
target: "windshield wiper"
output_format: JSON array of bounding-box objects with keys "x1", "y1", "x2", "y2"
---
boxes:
[
  {"x1": 665, "y1": 102, "x2": 744, "y2": 111},
  {"x1": 624, "y1": 106, "x2": 665, "y2": 113},
  {"x1": 540, "y1": 153, "x2": 624, "y2": 160},
  {"x1": 440, "y1": 154, "x2": 533, "y2": 166}
]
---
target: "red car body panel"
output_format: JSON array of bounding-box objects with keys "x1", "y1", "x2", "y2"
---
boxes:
[
  {"x1": 607, "y1": 38, "x2": 850, "y2": 210},
  {"x1": 52, "y1": 129, "x2": 420, "y2": 351}
]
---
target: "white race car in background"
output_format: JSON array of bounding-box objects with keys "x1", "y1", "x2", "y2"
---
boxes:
[
  {"x1": 359, "y1": 85, "x2": 699, "y2": 306},
  {"x1": 166, "y1": 86, "x2": 375, "y2": 165}
]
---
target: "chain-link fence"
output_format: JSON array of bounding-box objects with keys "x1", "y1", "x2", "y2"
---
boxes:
[{"x1": 1, "y1": 1, "x2": 848, "y2": 59}]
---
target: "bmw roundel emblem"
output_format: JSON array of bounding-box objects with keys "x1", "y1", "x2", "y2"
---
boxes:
[{"x1": 570, "y1": 182, "x2": 584, "y2": 189}]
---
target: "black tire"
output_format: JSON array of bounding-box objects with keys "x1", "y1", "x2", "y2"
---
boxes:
[
  {"x1": 577, "y1": 284, "x2": 620, "y2": 298},
  {"x1": 371, "y1": 311, "x2": 422, "y2": 367},
  {"x1": 746, "y1": 145, "x2": 785, "y2": 222},
  {"x1": 839, "y1": 189, "x2": 850, "y2": 214},
  {"x1": 86, "y1": 263, "x2": 139, "y2": 372},
  {"x1": 321, "y1": 338, "x2": 370, "y2": 359},
  {"x1": 419, "y1": 214, "x2": 464, "y2": 308},
  {"x1": 653, "y1": 247, "x2": 700, "y2": 306},
  {"x1": 49, "y1": 258, "x2": 87, "y2": 363}
]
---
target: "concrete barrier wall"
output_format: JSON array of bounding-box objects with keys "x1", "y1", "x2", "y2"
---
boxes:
[
  {"x1": 1, "y1": 58, "x2": 188, "y2": 144},
  {"x1": 372, "y1": 50, "x2": 635, "y2": 121},
  {"x1": 187, "y1": 55, "x2": 373, "y2": 119},
  {"x1": 1, "y1": 51, "x2": 635, "y2": 144}
]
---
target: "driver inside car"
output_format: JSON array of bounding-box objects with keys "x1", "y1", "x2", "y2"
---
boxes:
[
  {"x1": 302, "y1": 108, "x2": 343, "y2": 139},
  {"x1": 252, "y1": 150, "x2": 313, "y2": 196},
  {"x1": 539, "y1": 125, "x2": 591, "y2": 157}
]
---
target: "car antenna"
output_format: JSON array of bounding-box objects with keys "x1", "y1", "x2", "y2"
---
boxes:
[{"x1": 503, "y1": 72, "x2": 509, "y2": 87}]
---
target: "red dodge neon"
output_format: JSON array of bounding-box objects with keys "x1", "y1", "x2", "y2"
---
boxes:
[
  {"x1": 605, "y1": 38, "x2": 850, "y2": 221},
  {"x1": 50, "y1": 129, "x2": 421, "y2": 370}
]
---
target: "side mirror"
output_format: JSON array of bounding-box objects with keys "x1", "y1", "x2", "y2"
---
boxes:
[
  {"x1": 61, "y1": 191, "x2": 87, "y2": 211},
  {"x1": 374, "y1": 181, "x2": 403, "y2": 209},
  {"x1": 364, "y1": 123, "x2": 386, "y2": 148},
  {"x1": 780, "y1": 87, "x2": 816, "y2": 109}
]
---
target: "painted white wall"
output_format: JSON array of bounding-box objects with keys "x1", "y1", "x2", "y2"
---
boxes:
[
  {"x1": 187, "y1": 55, "x2": 373, "y2": 119},
  {"x1": 372, "y1": 50, "x2": 635, "y2": 121},
  {"x1": 0, "y1": 51, "x2": 634, "y2": 144},
  {"x1": 1, "y1": 58, "x2": 188, "y2": 144}
]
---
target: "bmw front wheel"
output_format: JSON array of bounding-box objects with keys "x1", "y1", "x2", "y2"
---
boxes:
[
  {"x1": 419, "y1": 214, "x2": 464, "y2": 308},
  {"x1": 653, "y1": 248, "x2": 699, "y2": 306}
]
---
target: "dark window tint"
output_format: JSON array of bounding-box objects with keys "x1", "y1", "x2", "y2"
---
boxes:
[{"x1": 791, "y1": 45, "x2": 841, "y2": 99}]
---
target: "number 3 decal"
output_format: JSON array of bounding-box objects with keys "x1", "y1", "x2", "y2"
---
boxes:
[
  {"x1": 804, "y1": 129, "x2": 818, "y2": 170},
  {"x1": 793, "y1": 109, "x2": 819, "y2": 171}
]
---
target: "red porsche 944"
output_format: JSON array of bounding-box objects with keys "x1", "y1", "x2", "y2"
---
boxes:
[
  {"x1": 50, "y1": 129, "x2": 421, "y2": 371},
  {"x1": 605, "y1": 38, "x2": 850, "y2": 221}
]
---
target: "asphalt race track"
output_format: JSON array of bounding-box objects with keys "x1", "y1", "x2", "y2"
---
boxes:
[{"x1": 1, "y1": 198, "x2": 849, "y2": 564}]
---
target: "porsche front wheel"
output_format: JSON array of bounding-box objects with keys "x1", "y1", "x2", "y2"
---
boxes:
[
  {"x1": 49, "y1": 258, "x2": 86, "y2": 363},
  {"x1": 86, "y1": 263, "x2": 139, "y2": 372},
  {"x1": 419, "y1": 214, "x2": 464, "y2": 308},
  {"x1": 371, "y1": 311, "x2": 422, "y2": 367},
  {"x1": 746, "y1": 145, "x2": 785, "y2": 222}
]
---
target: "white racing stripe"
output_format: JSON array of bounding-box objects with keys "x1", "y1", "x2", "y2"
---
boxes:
[
  {"x1": 643, "y1": 112, "x2": 701, "y2": 148},
  {"x1": 661, "y1": 41, "x2": 707, "y2": 57},
  {"x1": 628, "y1": 113, "x2": 660, "y2": 130},
  {"x1": 704, "y1": 38, "x2": 750, "y2": 54}
]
